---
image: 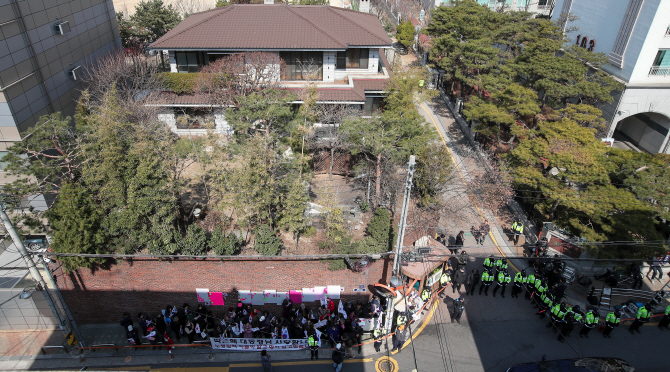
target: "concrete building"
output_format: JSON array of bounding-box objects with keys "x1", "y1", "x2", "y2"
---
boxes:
[
  {"x1": 436, "y1": 0, "x2": 556, "y2": 16},
  {"x1": 552, "y1": 0, "x2": 670, "y2": 154},
  {"x1": 0, "y1": 0, "x2": 121, "y2": 205}
]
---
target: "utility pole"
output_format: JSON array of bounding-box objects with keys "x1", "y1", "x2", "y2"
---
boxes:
[
  {"x1": 385, "y1": 155, "x2": 416, "y2": 332},
  {"x1": 0, "y1": 206, "x2": 84, "y2": 347}
]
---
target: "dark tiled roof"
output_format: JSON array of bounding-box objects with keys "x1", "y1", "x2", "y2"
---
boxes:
[{"x1": 151, "y1": 5, "x2": 392, "y2": 50}]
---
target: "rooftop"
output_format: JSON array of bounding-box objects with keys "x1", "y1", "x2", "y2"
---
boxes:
[{"x1": 151, "y1": 5, "x2": 392, "y2": 51}]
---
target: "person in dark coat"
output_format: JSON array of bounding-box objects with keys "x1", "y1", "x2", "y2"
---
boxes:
[
  {"x1": 154, "y1": 313, "x2": 167, "y2": 341},
  {"x1": 261, "y1": 350, "x2": 273, "y2": 372},
  {"x1": 120, "y1": 312, "x2": 132, "y2": 330},
  {"x1": 170, "y1": 314, "x2": 182, "y2": 341},
  {"x1": 453, "y1": 266, "x2": 467, "y2": 294},
  {"x1": 466, "y1": 269, "x2": 480, "y2": 296},
  {"x1": 332, "y1": 343, "x2": 344, "y2": 372},
  {"x1": 126, "y1": 325, "x2": 141, "y2": 345},
  {"x1": 137, "y1": 312, "x2": 149, "y2": 336},
  {"x1": 455, "y1": 231, "x2": 465, "y2": 249}
]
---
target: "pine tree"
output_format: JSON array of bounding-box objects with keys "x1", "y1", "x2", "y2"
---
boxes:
[
  {"x1": 396, "y1": 21, "x2": 415, "y2": 49},
  {"x1": 365, "y1": 208, "x2": 394, "y2": 252},
  {"x1": 178, "y1": 224, "x2": 209, "y2": 255},
  {"x1": 46, "y1": 183, "x2": 107, "y2": 272},
  {"x1": 210, "y1": 229, "x2": 240, "y2": 255},
  {"x1": 254, "y1": 224, "x2": 283, "y2": 255}
]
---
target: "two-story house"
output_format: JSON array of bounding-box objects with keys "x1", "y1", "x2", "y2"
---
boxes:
[
  {"x1": 552, "y1": 0, "x2": 670, "y2": 154},
  {"x1": 149, "y1": 4, "x2": 393, "y2": 136}
]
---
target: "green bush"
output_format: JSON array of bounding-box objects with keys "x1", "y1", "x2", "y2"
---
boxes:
[
  {"x1": 210, "y1": 229, "x2": 240, "y2": 255},
  {"x1": 359, "y1": 201, "x2": 370, "y2": 213},
  {"x1": 365, "y1": 208, "x2": 394, "y2": 252},
  {"x1": 254, "y1": 224, "x2": 283, "y2": 255},
  {"x1": 303, "y1": 225, "x2": 317, "y2": 238},
  {"x1": 156, "y1": 72, "x2": 199, "y2": 94},
  {"x1": 179, "y1": 224, "x2": 209, "y2": 255}
]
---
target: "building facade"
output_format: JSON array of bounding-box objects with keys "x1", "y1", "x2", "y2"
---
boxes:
[
  {"x1": 0, "y1": 0, "x2": 121, "y2": 201},
  {"x1": 552, "y1": 0, "x2": 670, "y2": 154},
  {"x1": 149, "y1": 4, "x2": 392, "y2": 136},
  {"x1": 436, "y1": 0, "x2": 555, "y2": 16}
]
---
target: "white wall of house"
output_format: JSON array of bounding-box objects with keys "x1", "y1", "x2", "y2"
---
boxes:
[
  {"x1": 157, "y1": 107, "x2": 233, "y2": 136},
  {"x1": 323, "y1": 51, "x2": 336, "y2": 82},
  {"x1": 169, "y1": 51, "x2": 177, "y2": 73}
]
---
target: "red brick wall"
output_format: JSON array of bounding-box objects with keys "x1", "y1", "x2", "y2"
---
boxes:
[{"x1": 52, "y1": 257, "x2": 393, "y2": 324}]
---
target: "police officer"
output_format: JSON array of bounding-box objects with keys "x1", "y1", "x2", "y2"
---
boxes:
[
  {"x1": 525, "y1": 270, "x2": 536, "y2": 300},
  {"x1": 372, "y1": 328, "x2": 383, "y2": 352},
  {"x1": 308, "y1": 333, "x2": 319, "y2": 360},
  {"x1": 451, "y1": 297, "x2": 465, "y2": 323},
  {"x1": 396, "y1": 312, "x2": 408, "y2": 329},
  {"x1": 537, "y1": 292, "x2": 554, "y2": 319},
  {"x1": 547, "y1": 302, "x2": 566, "y2": 333},
  {"x1": 439, "y1": 270, "x2": 451, "y2": 298},
  {"x1": 512, "y1": 270, "x2": 525, "y2": 298},
  {"x1": 603, "y1": 310, "x2": 621, "y2": 338},
  {"x1": 557, "y1": 312, "x2": 575, "y2": 343},
  {"x1": 492, "y1": 270, "x2": 511, "y2": 298},
  {"x1": 629, "y1": 304, "x2": 651, "y2": 334},
  {"x1": 533, "y1": 277, "x2": 547, "y2": 308},
  {"x1": 421, "y1": 288, "x2": 431, "y2": 302},
  {"x1": 494, "y1": 258, "x2": 508, "y2": 275},
  {"x1": 658, "y1": 304, "x2": 670, "y2": 331},
  {"x1": 568, "y1": 305, "x2": 584, "y2": 327},
  {"x1": 479, "y1": 270, "x2": 493, "y2": 296},
  {"x1": 579, "y1": 307, "x2": 599, "y2": 338},
  {"x1": 483, "y1": 255, "x2": 495, "y2": 273},
  {"x1": 513, "y1": 221, "x2": 524, "y2": 245}
]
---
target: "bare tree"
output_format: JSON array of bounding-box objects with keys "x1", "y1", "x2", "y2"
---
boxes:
[
  {"x1": 82, "y1": 50, "x2": 165, "y2": 126},
  {"x1": 196, "y1": 52, "x2": 285, "y2": 107},
  {"x1": 170, "y1": 0, "x2": 214, "y2": 16}
]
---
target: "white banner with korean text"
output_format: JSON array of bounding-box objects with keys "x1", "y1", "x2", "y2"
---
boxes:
[{"x1": 210, "y1": 337, "x2": 309, "y2": 351}]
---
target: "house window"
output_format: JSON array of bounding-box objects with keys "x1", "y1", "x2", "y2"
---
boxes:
[
  {"x1": 363, "y1": 96, "x2": 384, "y2": 116},
  {"x1": 280, "y1": 51, "x2": 323, "y2": 80},
  {"x1": 649, "y1": 49, "x2": 670, "y2": 76},
  {"x1": 174, "y1": 108, "x2": 211, "y2": 129},
  {"x1": 175, "y1": 52, "x2": 202, "y2": 73},
  {"x1": 336, "y1": 49, "x2": 369, "y2": 69}
]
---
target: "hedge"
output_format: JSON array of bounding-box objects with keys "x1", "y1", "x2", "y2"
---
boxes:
[{"x1": 156, "y1": 72, "x2": 199, "y2": 94}]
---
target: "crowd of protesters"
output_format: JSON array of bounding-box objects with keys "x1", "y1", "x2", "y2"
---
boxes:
[{"x1": 119, "y1": 296, "x2": 384, "y2": 357}]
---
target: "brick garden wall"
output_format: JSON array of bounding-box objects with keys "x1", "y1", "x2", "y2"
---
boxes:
[{"x1": 51, "y1": 257, "x2": 393, "y2": 324}]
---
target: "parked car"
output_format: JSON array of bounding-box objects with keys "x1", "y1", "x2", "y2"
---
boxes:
[
  {"x1": 22, "y1": 235, "x2": 50, "y2": 252},
  {"x1": 506, "y1": 357, "x2": 634, "y2": 372}
]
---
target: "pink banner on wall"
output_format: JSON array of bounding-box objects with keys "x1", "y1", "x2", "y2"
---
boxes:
[
  {"x1": 210, "y1": 292, "x2": 224, "y2": 306},
  {"x1": 289, "y1": 290, "x2": 302, "y2": 304}
]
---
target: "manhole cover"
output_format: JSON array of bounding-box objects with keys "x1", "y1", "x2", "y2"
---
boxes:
[
  {"x1": 375, "y1": 356, "x2": 398, "y2": 372},
  {"x1": 378, "y1": 360, "x2": 394, "y2": 372}
]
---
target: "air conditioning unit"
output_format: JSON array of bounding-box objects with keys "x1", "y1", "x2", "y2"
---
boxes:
[
  {"x1": 56, "y1": 21, "x2": 71, "y2": 35},
  {"x1": 69, "y1": 66, "x2": 81, "y2": 80}
]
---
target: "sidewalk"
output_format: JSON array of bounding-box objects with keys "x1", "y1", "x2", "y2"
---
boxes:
[{"x1": 0, "y1": 298, "x2": 440, "y2": 371}]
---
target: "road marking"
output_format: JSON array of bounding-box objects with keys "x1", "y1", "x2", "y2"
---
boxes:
[
  {"x1": 419, "y1": 101, "x2": 520, "y2": 273},
  {"x1": 375, "y1": 356, "x2": 399, "y2": 372},
  {"x1": 229, "y1": 358, "x2": 373, "y2": 368},
  {"x1": 154, "y1": 368, "x2": 229, "y2": 372},
  {"x1": 391, "y1": 299, "x2": 439, "y2": 355}
]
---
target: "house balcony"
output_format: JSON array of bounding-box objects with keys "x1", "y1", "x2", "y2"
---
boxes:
[{"x1": 648, "y1": 66, "x2": 670, "y2": 76}]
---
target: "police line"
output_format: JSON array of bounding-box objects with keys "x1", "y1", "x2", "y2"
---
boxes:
[{"x1": 210, "y1": 337, "x2": 309, "y2": 351}]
